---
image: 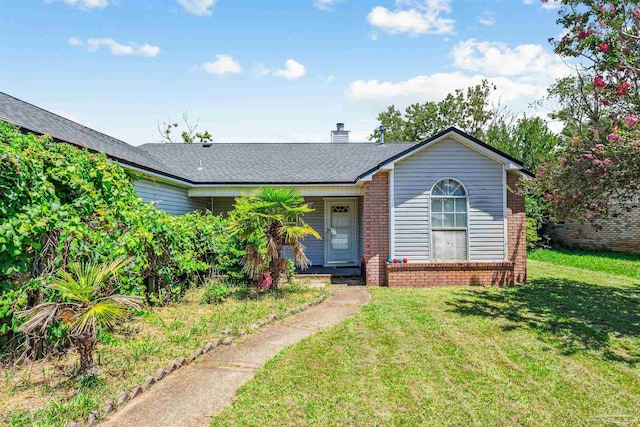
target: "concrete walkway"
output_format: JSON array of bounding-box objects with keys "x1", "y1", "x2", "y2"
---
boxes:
[{"x1": 101, "y1": 285, "x2": 369, "y2": 427}]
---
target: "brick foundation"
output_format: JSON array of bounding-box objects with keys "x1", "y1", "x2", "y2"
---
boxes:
[
  {"x1": 362, "y1": 171, "x2": 389, "y2": 286},
  {"x1": 387, "y1": 262, "x2": 515, "y2": 287}
]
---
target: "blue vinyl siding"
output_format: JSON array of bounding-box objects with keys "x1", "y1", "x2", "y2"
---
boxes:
[{"x1": 392, "y1": 138, "x2": 505, "y2": 262}]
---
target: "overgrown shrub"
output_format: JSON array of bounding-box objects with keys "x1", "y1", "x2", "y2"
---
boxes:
[
  {"x1": 0, "y1": 122, "x2": 236, "y2": 358},
  {"x1": 201, "y1": 280, "x2": 231, "y2": 304},
  {"x1": 525, "y1": 195, "x2": 546, "y2": 250}
]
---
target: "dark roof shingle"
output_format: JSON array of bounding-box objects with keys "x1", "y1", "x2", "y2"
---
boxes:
[
  {"x1": 0, "y1": 92, "x2": 180, "y2": 179},
  {"x1": 137, "y1": 142, "x2": 416, "y2": 184}
]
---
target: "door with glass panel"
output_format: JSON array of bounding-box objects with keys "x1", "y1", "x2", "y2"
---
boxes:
[{"x1": 324, "y1": 199, "x2": 358, "y2": 266}]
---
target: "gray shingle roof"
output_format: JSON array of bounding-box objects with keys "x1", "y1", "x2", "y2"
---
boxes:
[
  {"x1": 137, "y1": 142, "x2": 417, "y2": 184},
  {"x1": 0, "y1": 91, "x2": 181, "y2": 180},
  {"x1": 2, "y1": 92, "x2": 527, "y2": 184}
]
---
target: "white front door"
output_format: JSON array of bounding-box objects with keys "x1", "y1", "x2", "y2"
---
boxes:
[{"x1": 324, "y1": 198, "x2": 358, "y2": 266}]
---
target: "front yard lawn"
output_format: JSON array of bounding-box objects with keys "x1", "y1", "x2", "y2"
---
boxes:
[
  {"x1": 2, "y1": 282, "x2": 327, "y2": 427},
  {"x1": 211, "y1": 258, "x2": 640, "y2": 426},
  {"x1": 529, "y1": 248, "x2": 640, "y2": 279}
]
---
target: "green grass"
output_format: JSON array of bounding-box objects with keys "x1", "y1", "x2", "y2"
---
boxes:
[
  {"x1": 529, "y1": 248, "x2": 640, "y2": 279},
  {"x1": 1, "y1": 281, "x2": 327, "y2": 427},
  {"x1": 210, "y1": 259, "x2": 640, "y2": 426}
]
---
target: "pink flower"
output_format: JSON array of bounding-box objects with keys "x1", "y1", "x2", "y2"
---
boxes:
[
  {"x1": 598, "y1": 43, "x2": 609, "y2": 52},
  {"x1": 592, "y1": 159, "x2": 602, "y2": 166},
  {"x1": 633, "y1": 9, "x2": 640, "y2": 20},
  {"x1": 594, "y1": 75, "x2": 606, "y2": 87},
  {"x1": 544, "y1": 193, "x2": 553, "y2": 200},
  {"x1": 586, "y1": 212, "x2": 595, "y2": 220},
  {"x1": 600, "y1": 98, "x2": 610, "y2": 106},
  {"x1": 607, "y1": 133, "x2": 620, "y2": 141},
  {"x1": 583, "y1": 153, "x2": 594, "y2": 159},
  {"x1": 603, "y1": 158, "x2": 612, "y2": 165},
  {"x1": 625, "y1": 115, "x2": 640, "y2": 127},
  {"x1": 539, "y1": 165, "x2": 546, "y2": 171},
  {"x1": 616, "y1": 82, "x2": 631, "y2": 97}
]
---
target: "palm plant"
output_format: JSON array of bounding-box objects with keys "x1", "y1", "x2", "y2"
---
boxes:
[
  {"x1": 228, "y1": 188, "x2": 320, "y2": 292},
  {"x1": 20, "y1": 257, "x2": 142, "y2": 376}
]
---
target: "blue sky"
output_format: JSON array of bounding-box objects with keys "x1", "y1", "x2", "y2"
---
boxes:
[{"x1": 1, "y1": 0, "x2": 569, "y2": 144}]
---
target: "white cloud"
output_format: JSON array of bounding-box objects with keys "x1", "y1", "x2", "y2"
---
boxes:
[
  {"x1": 523, "y1": 0, "x2": 561, "y2": 9},
  {"x1": 541, "y1": 0, "x2": 562, "y2": 10},
  {"x1": 57, "y1": 0, "x2": 109, "y2": 9},
  {"x1": 274, "y1": 59, "x2": 307, "y2": 80},
  {"x1": 346, "y1": 72, "x2": 544, "y2": 106},
  {"x1": 477, "y1": 11, "x2": 495, "y2": 26},
  {"x1": 253, "y1": 59, "x2": 307, "y2": 80},
  {"x1": 202, "y1": 54, "x2": 242, "y2": 75},
  {"x1": 345, "y1": 39, "x2": 572, "y2": 115},
  {"x1": 253, "y1": 63, "x2": 271, "y2": 77},
  {"x1": 451, "y1": 39, "x2": 570, "y2": 81},
  {"x1": 251, "y1": 60, "x2": 306, "y2": 80},
  {"x1": 367, "y1": 0, "x2": 455, "y2": 36},
  {"x1": 313, "y1": 0, "x2": 343, "y2": 11},
  {"x1": 68, "y1": 36, "x2": 83, "y2": 47},
  {"x1": 177, "y1": 0, "x2": 216, "y2": 16},
  {"x1": 68, "y1": 37, "x2": 161, "y2": 57}
]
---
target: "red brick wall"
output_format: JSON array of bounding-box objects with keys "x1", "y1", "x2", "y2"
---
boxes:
[
  {"x1": 362, "y1": 171, "x2": 389, "y2": 286},
  {"x1": 507, "y1": 172, "x2": 527, "y2": 282},
  {"x1": 387, "y1": 262, "x2": 515, "y2": 287}
]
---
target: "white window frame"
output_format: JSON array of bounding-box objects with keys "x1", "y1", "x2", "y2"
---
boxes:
[{"x1": 429, "y1": 178, "x2": 470, "y2": 262}]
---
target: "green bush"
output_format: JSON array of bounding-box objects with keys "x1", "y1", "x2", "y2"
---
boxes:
[
  {"x1": 525, "y1": 195, "x2": 546, "y2": 250},
  {"x1": 201, "y1": 280, "x2": 231, "y2": 304},
  {"x1": 526, "y1": 217, "x2": 542, "y2": 249},
  {"x1": 0, "y1": 121, "x2": 239, "y2": 356}
]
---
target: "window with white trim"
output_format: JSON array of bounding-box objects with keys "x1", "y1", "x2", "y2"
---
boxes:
[{"x1": 431, "y1": 179, "x2": 468, "y2": 261}]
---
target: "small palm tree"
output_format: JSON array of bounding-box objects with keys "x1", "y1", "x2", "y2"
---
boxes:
[
  {"x1": 20, "y1": 257, "x2": 142, "y2": 376},
  {"x1": 228, "y1": 188, "x2": 320, "y2": 292}
]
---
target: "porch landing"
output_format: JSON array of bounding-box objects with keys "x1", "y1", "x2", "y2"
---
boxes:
[
  {"x1": 296, "y1": 266, "x2": 361, "y2": 277},
  {"x1": 295, "y1": 266, "x2": 364, "y2": 285}
]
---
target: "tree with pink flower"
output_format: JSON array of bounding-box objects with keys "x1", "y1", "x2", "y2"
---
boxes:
[{"x1": 532, "y1": 0, "x2": 640, "y2": 224}]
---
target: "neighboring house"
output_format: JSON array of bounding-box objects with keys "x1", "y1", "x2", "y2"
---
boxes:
[
  {"x1": 0, "y1": 92, "x2": 532, "y2": 286},
  {"x1": 547, "y1": 205, "x2": 640, "y2": 254}
]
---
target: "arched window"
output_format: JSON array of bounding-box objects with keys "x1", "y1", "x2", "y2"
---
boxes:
[{"x1": 430, "y1": 179, "x2": 468, "y2": 261}]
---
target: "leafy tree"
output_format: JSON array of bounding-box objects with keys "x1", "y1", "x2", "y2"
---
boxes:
[
  {"x1": 370, "y1": 80, "x2": 497, "y2": 142},
  {"x1": 227, "y1": 188, "x2": 320, "y2": 292},
  {"x1": 484, "y1": 115, "x2": 559, "y2": 172},
  {"x1": 19, "y1": 258, "x2": 142, "y2": 376},
  {"x1": 158, "y1": 112, "x2": 213, "y2": 144},
  {"x1": 533, "y1": 0, "x2": 640, "y2": 222}
]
